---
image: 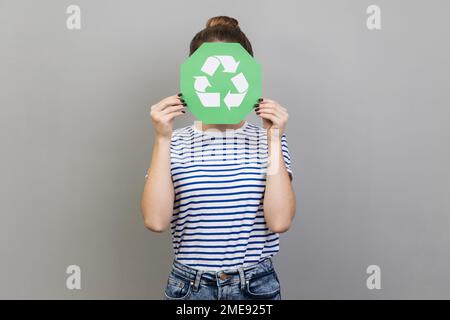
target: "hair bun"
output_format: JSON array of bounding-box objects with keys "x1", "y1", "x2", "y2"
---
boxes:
[{"x1": 206, "y1": 16, "x2": 239, "y2": 29}]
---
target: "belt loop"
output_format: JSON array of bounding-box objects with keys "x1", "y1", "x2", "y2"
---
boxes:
[
  {"x1": 192, "y1": 269, "x2": 203, "y2": 292},
  {"x1": 238, "y1": 267, "x2": 246, "y2": 291},
  {"x1": 266, "y1": 256, "x2": 273, "y2": 269}
]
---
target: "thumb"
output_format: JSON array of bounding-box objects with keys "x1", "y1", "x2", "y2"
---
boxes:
[{"x1": 262, "y1": 117, "x2": 271, "y2": 130}]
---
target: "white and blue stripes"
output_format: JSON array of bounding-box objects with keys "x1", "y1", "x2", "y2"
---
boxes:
[{"x1": 169, "y1": 121, "x2": 292, "y2": 271}]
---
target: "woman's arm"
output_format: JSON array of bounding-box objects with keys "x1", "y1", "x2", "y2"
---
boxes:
[
  {"x1": 140, "y1": 94, "x2": 186, "y2": 232},
  {"x1": 264, "y1": 128, "x2": 296, "y2": 233},
  {"x1": 255, "y1": 98, "x2": 296, "y2": 233}
]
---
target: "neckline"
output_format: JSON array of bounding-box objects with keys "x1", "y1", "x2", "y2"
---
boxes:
[{"x1": 191, "y1": 121, "x2": 249, "y2": 137}]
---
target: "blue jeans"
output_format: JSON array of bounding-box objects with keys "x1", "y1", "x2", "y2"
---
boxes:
[{"x1": 163, "y1": 257, "x2": 282, "y2": 300}]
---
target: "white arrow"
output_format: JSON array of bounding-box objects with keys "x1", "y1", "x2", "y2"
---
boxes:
[
  {"x1": 230, "y1": 72, "x2": 248, "y2": 93},
  {"x1": 195, "y1": 55, "x2": 245, "y2": 110},
  {"x1": 197, "y1": 92, "x2": 221, "y2": 107},
  {"x1": 194, "y1": 76, "x2": 211, "y2": 92},
  {"x1": 201, "y1": 56, "x2": 221, "y2": 76},
  {"x1": 215, "y1": 56, "x2": 240, "y2": 73},
  {"x1": 224, "y1": 91, "x2": 247, "y2": 110}
]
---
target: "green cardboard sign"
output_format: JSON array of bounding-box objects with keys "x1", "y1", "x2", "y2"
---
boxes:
[{"x1": 180, "y1": 42, "x2": 262, "y2": 124}]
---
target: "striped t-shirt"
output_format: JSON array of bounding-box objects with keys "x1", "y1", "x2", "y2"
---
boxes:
[{"x1": 169, "y1": 121, "x2": 293, "y2": 271}]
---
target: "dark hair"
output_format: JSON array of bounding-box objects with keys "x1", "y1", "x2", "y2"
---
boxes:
[{"x1": 189, "y1": 16, "x2": 253, "y2": 56}]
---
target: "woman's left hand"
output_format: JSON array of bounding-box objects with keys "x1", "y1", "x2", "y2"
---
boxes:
[{"x1": 254, "y1": 98, "x2": 289, "y2": 136}]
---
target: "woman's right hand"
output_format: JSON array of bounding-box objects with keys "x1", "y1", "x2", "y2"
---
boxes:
[{"x1": 150, "y1": 94, "x2": 187, "y2": 140}]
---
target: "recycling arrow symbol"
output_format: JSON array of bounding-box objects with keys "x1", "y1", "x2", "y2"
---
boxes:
[
  {"x1": 180, "y1": 42, "x2": 262, "y2": 124},
  {"x1": 194, "y1": 55, "x2": 249, "y2": 110}
]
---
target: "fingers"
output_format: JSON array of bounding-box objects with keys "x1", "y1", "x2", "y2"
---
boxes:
[
  {"x1": 254, "y1": 98, "x2": 289, "y2": 131},
  {"x1": 255, "y1": 106, "x2": 283, "y2": 120},
  {"x1": 258, "y1": 105, "x2": 287, "y2": 117},
  {"x1": 258, "y1": 98, "x2": 287, "y2": 112},
  {"x1": 150, "y1": 93, "x2": 188, "y2": 125},
  {"x1": 255, "y1": 100, "x2": 287, "y2": 119},
  {"x1": 257, "y1": 112, "x2": 279, "y2": 125},
  {"x1": 258, "y1": 98, "x2": 275, "y2": 104},
  {"x1": 162, "y1": 110, "x2": 185, "y2": 122},
  {"x1": 151, "y1": 94, "x2": 185, "y2": 112},
  {"x1": 152, "y1": 106, "x2": 185, "y2": 124},
  {"x1": 160, "y1": 104, "x2": 186, "y2": 116}
]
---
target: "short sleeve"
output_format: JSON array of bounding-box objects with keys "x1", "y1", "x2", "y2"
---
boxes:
[{"x1": 281, "y1": 133, "x2": 293, "y2": 180}]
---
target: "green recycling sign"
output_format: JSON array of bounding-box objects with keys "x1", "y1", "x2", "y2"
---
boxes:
[{"x1": 180, "y1": 42, "x2": 262, "y2": 124}]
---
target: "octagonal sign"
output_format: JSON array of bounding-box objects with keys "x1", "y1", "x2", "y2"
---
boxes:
[{"x1": 180, "y1": 42, "x2": 262, "y2": 124}]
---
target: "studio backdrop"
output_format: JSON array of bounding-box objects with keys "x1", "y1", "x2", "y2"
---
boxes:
[{"x1": 1, "y1": 0, "x2": 449, "y2": 299}]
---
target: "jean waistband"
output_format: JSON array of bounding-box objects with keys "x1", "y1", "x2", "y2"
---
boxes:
[{"x1": 170, "y1": 257, "x2": 275, "y2": 292}]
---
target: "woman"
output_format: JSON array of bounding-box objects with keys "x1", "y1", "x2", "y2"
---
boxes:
[{"x1": 141, "y1": 16, "x2": 296, "y2": 300}]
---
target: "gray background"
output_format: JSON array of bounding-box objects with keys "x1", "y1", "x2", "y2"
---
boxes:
[{"x1": 1, "y1": 0, "x2": 449, "y2": 299}]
